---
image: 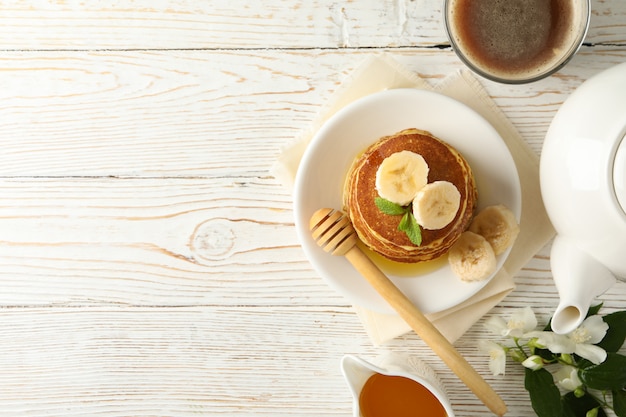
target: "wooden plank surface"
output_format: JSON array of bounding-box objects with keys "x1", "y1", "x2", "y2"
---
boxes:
[
  {"x1": 0, "y1": 47, "x2": 623, "y2": 178},
  {"x1": 0, "y1": 1, "x2": 625, "y2": 416},
  {"x1": 0, "y1": 0, "x2": 624, "y2": 49}
]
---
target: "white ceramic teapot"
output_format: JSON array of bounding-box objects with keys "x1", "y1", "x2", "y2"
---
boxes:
[{"x1": 540, "y1": 62, "x2": 626, "y2": 334}]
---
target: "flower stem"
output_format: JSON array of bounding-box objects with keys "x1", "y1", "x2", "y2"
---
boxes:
[{"x1": 513, "y1": 338, "x2": 530, "y2": 360}]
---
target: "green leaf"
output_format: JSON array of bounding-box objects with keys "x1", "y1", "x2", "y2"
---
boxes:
[
  {"x1": 562, "y1": 392, "x2": 607, "y2": 417},
  {"x1": 397, "y1": 212, "x2": 422, "y2": 246},
  {"x1": 374, "y1": 197, "x2": 422, "y2": 245},
  {"x1": 598, "y1": 311, "x2": 626, "y2": 353},
  {"x1": 374, "y1": 197, "x2": 406, "y2": 215},
  {"x1": 524, "y1": 368, "x2": 563, "y2": 417},
  {"x1": 587, "y1": 303, "x2": 604, "y2": 317},
  {"x1": 398, "y1": 211, "x2": 409, "y2": 230},
  {"x1": 579, "y1": 353, "x2": 626, "y2": 390},
  {"x1": 533, "y1": 346, "x2": 558, "y2": 364},
  {"x1": 613, "y1": 389, "x2": 626, "y2": 417}
]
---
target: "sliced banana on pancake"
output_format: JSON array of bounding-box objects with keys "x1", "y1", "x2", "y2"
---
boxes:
[
  {"x1": 448, "y1": 231, "x2": 497, "y2": 282},
  {"x1": 375, "y1": 150, "x2": 429, "y2": 206},
  {"x1": 412, "y1": 180, "x2": 461, "y2": 230},
  {"x1": 345, "y1": 128, "x2": 478, "y2": 263},
  {"x1": 469, "y1": 204, "x2": 520, "y2": 255}
]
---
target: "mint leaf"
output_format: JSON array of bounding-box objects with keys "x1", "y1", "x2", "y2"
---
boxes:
[
  {"x1": 374, "y1": 197, "x2": 406, "y2": 215},
  {"x1": 374, "y1": 197, "x2": 421, "y2": 246},
  {"x1": 398, "y1": 211, "x2": 409, "y2": 230},
  {"x1": 398, "y1": 212, "x2": 422, "y2": 246}
]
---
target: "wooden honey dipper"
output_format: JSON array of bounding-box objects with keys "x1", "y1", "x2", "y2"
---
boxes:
[{"x1": 309, "y1": 208, "x2": 507, "y2": 417}]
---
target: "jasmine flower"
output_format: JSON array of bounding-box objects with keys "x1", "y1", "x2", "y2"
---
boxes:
[
  {"x1": 484, "y1": 306, "x2": 537, "y2": 338},
  {"x1": 522, "y1": 355, "x2": 544, "y2": 371},
  {"x1": 555, "y1": 365, "x2": 583, "y2": 392},
  {"x1": 479, "y1": 340, "x2": 507, "y2": 376},
  {"x1": 529, "y1": 315, "x2": 608, "y2": 365}
]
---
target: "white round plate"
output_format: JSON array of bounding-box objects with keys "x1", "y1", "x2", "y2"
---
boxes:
[{"x1": 294, "y1": 89, "x2": 521, "y2": 314}]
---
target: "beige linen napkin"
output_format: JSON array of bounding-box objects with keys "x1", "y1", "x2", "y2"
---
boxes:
[{"x1": 274, "y1": 54, "x2": 555, "y2": 345}]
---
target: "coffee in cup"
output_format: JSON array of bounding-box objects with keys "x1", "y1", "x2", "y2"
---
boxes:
[{"x1": 444, "y1": 0, "x2": 590, "y2": 84}]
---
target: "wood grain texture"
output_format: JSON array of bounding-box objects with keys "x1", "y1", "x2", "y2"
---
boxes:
[
  {"x1": 7, "y1": 302, "x2": 623, "y2": 417},
  {"x1": 0, "y1": 307, "x2": 366, "y2": 416},
  {"x1": 0, "y1": 0, "x2": 624, "y2": 50},
  {"x1": 0, "y1": 1, "x2": 625, "y2": 416},
  {"x1": 0, "y1": 48, "x2": 624, "y2": 177}
]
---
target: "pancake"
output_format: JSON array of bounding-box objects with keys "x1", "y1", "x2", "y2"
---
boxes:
[{"x1": 343, "y1": 128, "x2": 477, "y2": 263}]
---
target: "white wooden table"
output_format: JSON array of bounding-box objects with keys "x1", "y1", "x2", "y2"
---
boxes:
[{"x1": 1, "y1": 1, "x2": 625, "y2": 416}]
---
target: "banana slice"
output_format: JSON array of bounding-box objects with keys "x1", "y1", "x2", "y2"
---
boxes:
[
  {"x1": 469, "y1": 204, "x2": 520, "y2": 255},
  {"x1": 375, "y1": 150, "x2": 429, "y2": 206},
  {"x1": 412, "y1": 180, "x2": 461, "y2": 230},
  {"x1": 448, "y1": 231, "x2": 497, "y2": 282}
]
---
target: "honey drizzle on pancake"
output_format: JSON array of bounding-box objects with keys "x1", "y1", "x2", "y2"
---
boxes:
[
  {"x1": 359, "y1": 241, "x2": 448, "y2": 277},
  {"x1": 343, "y1": 128, "x2": 477, "y2": 263}
]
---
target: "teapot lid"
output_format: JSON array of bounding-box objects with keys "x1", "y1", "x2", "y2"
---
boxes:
[{"x1": 614, "y1": 134, "x2": 626, "y2": 215}]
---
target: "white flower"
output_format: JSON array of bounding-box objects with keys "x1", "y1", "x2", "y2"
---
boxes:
[
  {"x1": 484, "y1": 306, "x2": 538, "y2": 338},
  {"x1": 522, "y1": 355, "x2": 544, "y2": 371},
  {"x1": 529, "y1": 315, "x2": 609, "y2": 365},
  {"x1": 569, "y1": 315, "x2": 609, "y2": 365},
  {"x1": 479, "y1": 340, "x2": 507, "y2": 376},
  {"x1": 555, "y1": 365, "x2": 583, "y2": 392},
  {"x1": 528, "y1": 331, "x2": 575, "y2": 353}
]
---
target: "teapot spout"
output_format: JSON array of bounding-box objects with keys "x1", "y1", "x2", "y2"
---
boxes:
[{"x1": 549, "y1": 236, "x2": 616, "y2": 334}]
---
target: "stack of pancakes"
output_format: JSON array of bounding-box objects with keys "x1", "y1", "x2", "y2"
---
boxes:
[{"x1": 343, "y1": 128, "x2": 477, "y2": 263}]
